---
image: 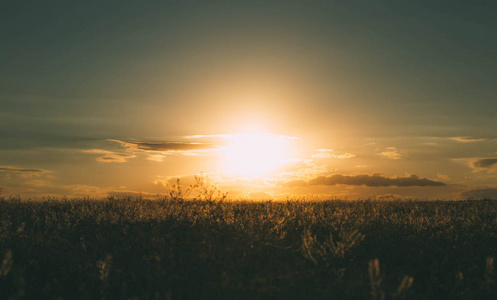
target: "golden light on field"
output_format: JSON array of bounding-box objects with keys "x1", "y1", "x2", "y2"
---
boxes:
[{"x1": 222, "y1": 133, "x2": 292, "y2": 178}]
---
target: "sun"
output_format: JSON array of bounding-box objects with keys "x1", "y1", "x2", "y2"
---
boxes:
[{"x1": 222, "y1": 133, "x2": 292, "y2": 178}]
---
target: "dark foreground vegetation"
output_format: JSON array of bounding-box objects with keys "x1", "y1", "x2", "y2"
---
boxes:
[{"x1": 1, "y1": 196, "x2": 497, "y2": 299}]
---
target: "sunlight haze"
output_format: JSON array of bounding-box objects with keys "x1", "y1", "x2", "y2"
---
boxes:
[{"x1": 1, "y1": 0, "x2": 496, "y2": 199}]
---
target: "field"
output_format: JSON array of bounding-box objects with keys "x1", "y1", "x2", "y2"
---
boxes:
[{"x1": 1, "y1": 196, "x2": 497, "y2": 299}]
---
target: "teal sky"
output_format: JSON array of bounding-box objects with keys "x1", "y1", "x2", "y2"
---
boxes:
[{"x1": 1, "y1": 0, "x2": 497, "y2": 199}]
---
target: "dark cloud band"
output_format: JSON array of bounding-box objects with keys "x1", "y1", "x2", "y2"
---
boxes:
[
  {"x1": 109, "y1": 139, "x2": 216, "y2": 152},
  {"x1": 284, "y1": 173, "x2": 445, "y2": 187},
  {"x1": 0, "y1": 166, "x2": 48, "y2": 173},
  {"x1": 471, "y1": 158, "x2": 497, "y2": 168}
]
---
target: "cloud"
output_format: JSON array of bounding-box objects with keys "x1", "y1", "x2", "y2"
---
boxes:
[
  {"x1": 0, "y1": 166, "x2": 50, "y2": 178},
  {"x1": 379, "y1": 147, "x2": 402, "y2": 159},
  {"x1": 24, "y1": 180, "x2": 52, "y2": 187},
  {"x1": 312, "y1": 149, "x2": 356, "y2": 159},
  {"x1": 275, "y1": 159, "x2": 332, "y2": 182},
  {"x1": 461, "y1": 188, "x2": 497, "y2": 200},
  {"x1": 81, "y1": 149, "x2": 114, "y2": 154},
  {"x1": 471, "y1": 158, "x2": 497, "y2": 169},
  {"x1": 0, "y1": 166, "x2": 49, "y2": 174},
  {"x1": 437, "y1": 174, "x2": 450, "y2": 181},
  {"x1": 107, "y1": 140, "x2": 218, "y2": 160},
  {"x1": 96, "y1": 153, "x2": 136, "y2": 162},
  {"x1": 146, "y1": 154, "x2": 166, "y2": 162},
  {"x1": 109, "y1": 139, "x2": 216, "y2": 152},
  {"x1": 454, "y1": 157, "x2": 497, "y2": 173},
  {"x1": 283, "y1": 173, "x2": 446, "y2": 187},
  {"x1": 185, "y1": 133, "x2": 298, "y2": 140},
  {"x1": 449, "y1": 137, "x2": 487, "y2": 142},
  {"x1": 81, "y1": 149, "x2": 136, "y2": 163}
]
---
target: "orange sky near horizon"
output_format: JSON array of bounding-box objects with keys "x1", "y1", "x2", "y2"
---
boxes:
[{"x1": 1, "y1": 1, "x2": 497, "y2": 200}]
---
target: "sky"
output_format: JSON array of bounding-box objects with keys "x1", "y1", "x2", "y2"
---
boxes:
[{"x1": 1, "y1": 0, "x2": 497, "y2": 200}]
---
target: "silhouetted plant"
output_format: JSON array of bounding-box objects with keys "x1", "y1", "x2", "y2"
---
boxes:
[
  {"x1": 0, "y1": 197, "x2": 496, "y2": 298},
  {"x1": 302, "y1": 228, "x2": 365, "y2": 265},
  {"x1": 191, "y1": 173, "x2": 228, "y2": 201},
  {"x1": 369, "y1": 258, "x2": 413, "y2": 300},
  {"x1": 369, "y1": 258, "x2": 384, "y2": 300},
  {"x1": 0, "y1": 250, "x2": 12, "y2": 277},
  {"x1": 167, "y1": 178, "x2": 192, "y2": 201}
]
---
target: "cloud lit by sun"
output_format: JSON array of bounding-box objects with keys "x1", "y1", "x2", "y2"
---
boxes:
[{"x1": 2, "y1": 0, "x2": 495, "y2": 201}]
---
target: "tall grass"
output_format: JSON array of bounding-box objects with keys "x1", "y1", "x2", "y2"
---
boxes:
[{"x1": 1, "y1": 195, "x2": 497, "y2": 299}]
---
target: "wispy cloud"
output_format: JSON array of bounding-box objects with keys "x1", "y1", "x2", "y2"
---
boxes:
[
  {"x1": 449, "y1": 137, "x2": 487, "y2": 142},
  {"x1": 81, "y1": 149, "x2": 114, "y2": 154},
  {"x1": 0, "y1": 166, "x2": 49, "y2": 174},
  {"x1": 437, "y1": 174, "x2": 450, "y2": 181},
  {"x1": 96, "y1": 153, "x2": 136, "y2": 163},
  {"x1": 312, "y1": 149, "x2": 356, "y2": 159},
  {"x1": 0, "y1": 166, "x2": 50, "y2": 178},
  {"x1": 283, "y1": 173, "x2": 445, "y2": 187},
  {"x1": 471, "y1": 158, "x2": 497, "y2": 168},
  {"x1": 185, "y1": 133, "x2": 298, "y2": 140},
  {"x1": 274, "y1": 159, "x2": 332, "y2": 182},
  {"x1": 146, "y1": 154, "x2": 166, "y2": 162},
  {"x1": 379, "y1": 147, "x2": 402, "y2": 160},
  {"x1": 453, "y1": 157, "x2": 497, "y2": 173},
  {"x1": 110, "y1": 139, "x2": 216, "y2": 151},
  {"x1": 109, "y1": 139, "x2": 217, "y2": 157},
  {"x1": 81, "y1": 149, "x2": 136, "y2": 163},
  {"x1": 24, "y1": 180, "x2": 52, "y2": 187}
]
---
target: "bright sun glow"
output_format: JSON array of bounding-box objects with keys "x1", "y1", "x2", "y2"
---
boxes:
[{"x1": 222, "y1": 133, "x2": 292, "y2": 178}]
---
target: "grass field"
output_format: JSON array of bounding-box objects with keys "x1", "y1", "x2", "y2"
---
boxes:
[{"x1": 1, "y1": 196, "x2": 497, "y2": 299}]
